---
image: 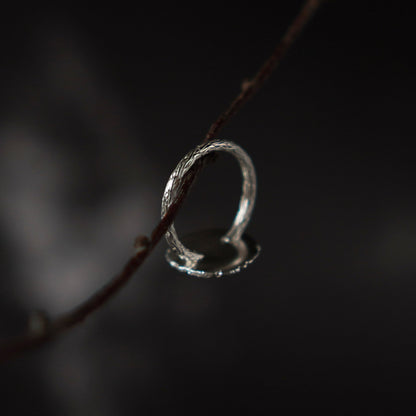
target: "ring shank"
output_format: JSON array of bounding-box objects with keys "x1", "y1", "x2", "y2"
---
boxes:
[{"x1": 161, "y1": 140, "x2": 257, "y2": 269}]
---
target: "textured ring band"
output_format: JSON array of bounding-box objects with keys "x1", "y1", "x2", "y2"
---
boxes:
[{"x1": 161, "y1": 139, "x2": 260, "y2": 277}]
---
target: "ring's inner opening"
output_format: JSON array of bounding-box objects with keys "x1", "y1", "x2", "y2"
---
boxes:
[{"x1": 174, "y1": 152, "x2": 242, "y2": 238}]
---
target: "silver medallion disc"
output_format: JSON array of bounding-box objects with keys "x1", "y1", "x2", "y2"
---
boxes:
[{"x1": 161, "y1": 139, "x2": 260, "y2": 278}]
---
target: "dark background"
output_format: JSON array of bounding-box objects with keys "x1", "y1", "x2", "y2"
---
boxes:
[{"x1": 1, "y1": 1, "x2": 415, "y2": 414}]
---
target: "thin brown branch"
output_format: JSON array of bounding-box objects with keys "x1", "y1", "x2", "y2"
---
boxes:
[
  {"x1": 0, "y1": 0, "x2": 324, "y2": 363},
  {"x1": 205, "y1": 0, "x2": 324, "y2": 142}
]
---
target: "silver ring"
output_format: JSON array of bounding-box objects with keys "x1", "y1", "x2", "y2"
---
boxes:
[{"x1": 161, "y1": 139, "x2": 260, "y2": 277}]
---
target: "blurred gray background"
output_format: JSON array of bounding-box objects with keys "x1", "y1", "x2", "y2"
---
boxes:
[{"x1": 1, "y1": 1, "x2": 415, "y2": 414}]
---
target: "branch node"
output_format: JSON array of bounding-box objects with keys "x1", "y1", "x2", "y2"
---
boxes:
[
  {"x1": 241, "y1": 78, "x2": 254, "y2": 92},
  {"x1": 28, "y1": 310, "x2": 51, "y2": 336},
  {"x1": 134, "y1": 235, "x2": 150, "y2": 254}
]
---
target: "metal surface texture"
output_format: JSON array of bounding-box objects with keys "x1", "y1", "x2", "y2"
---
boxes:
[{"x1": 161, "y1": 140, "x2": 260, "y2": 277}]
